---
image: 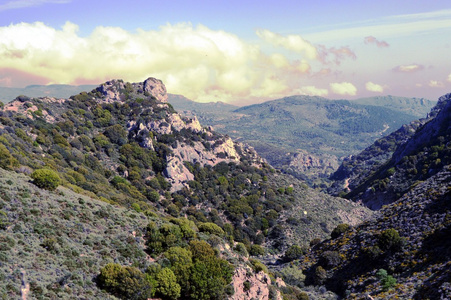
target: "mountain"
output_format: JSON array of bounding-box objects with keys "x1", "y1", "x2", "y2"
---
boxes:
[
  {"x1": 265, "y1": 94, "x2": 451, "y2": 299},
  {"x1": 352, "y1": 95, "x2": 435, "y2": 118},
  {"x1": 0, "y1": 84, "x2": 98, "y2": 103},
  {"x1": 0, "y1": 78, "x2": 372, "y2": 299},
  {"x1": 169, "y1": 95, "x2": 434, "y2": 186},
  {"x1": 331, "y1": 94, "x2": 451, "y2": 209}
]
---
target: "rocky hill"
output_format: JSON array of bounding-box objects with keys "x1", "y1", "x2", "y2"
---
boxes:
[
  {"x1": 266, "y1": 92, "x2": 451, "y2": 299},
  {"x1": 297, "y1": 160, "x2": 451, "y2": 299},
  {"x1": 169, "y1": 95, "x2": 434, "y2": 187},
  {"x1": 331, "y1": 93, "x2": 451, "y2": 209},
  {"x1": 0, "y1": 78, "x2": 373, "y2": 299}
]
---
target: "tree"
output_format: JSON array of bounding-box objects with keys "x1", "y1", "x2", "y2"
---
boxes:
[
  {"x1": 154, "y1": 268, "x2": 181, "y2": 300},
  {"x1": 31, "y1": 169, "x2": 61, "y2": 191},
  {"x1": 98, "y1": 263, "x2": 152, "y2": 300},
  {"x1": 189, "y1": 257, "x2": 234, "y2": 300}
]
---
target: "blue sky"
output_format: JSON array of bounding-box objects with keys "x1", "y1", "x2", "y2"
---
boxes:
[{"x1": 0, "y1": 0, "x2": 450, "y2": 104}]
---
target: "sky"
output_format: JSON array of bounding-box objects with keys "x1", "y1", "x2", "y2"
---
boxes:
[{"x1": 0, "y1": 0, "x2": 450, "y2": 104}]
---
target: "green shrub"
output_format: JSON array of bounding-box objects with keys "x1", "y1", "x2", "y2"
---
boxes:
[
  {"x1": 198, "y1": 222, "x2": 224, "y2": 236},
  {"x1": 378, "y1": 228, "x2": 403, "y2": 251},
  {"x1": 331, "y1": 223, "x2": 350, "y2": 239},
  {"x1": 249, "y1": 244, "x2": 265, "y2": 256},
  {"x1": 376, "y1": 268, "x2": 397, "y2": 291},
  {"x1": 31, "y1": 169, "x2": 61, "y2": 191},
  {"x1": 98, "y1": 263, "x2": 152, "y2": 299},
  {"x1": 284, "y1": 245, "x2": 305, "y2": 261}
]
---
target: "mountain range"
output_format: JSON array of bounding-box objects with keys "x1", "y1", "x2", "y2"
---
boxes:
[
  {"x1": 0, "y1": 79, "x2": 449, "y2": 299},
  {"x1": 169, "y1": 94, "x2": 435, "y2": 186}
]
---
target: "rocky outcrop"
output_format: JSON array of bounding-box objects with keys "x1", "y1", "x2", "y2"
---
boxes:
[
  {"x1": 231, "y1": 267, "x2": 281, "y2": 300},
  {"x1": 143, "y1": 77, "x2": 167, "y2": 102},
  {"x1": 96, "y1": 77, "x2": 168, "y2": 103}
]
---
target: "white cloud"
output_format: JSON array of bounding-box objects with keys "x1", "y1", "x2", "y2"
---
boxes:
[
  {"x1": 365, "y1": 81, "x2": 384, "y2": 93},
  {"x1": 1, "y1": 21, "x2": 327, "y2": 103},
  {"x1": 428, "y1": 80, "x2": 444, "y2": 88},
  {"x1": 256, "y1": 29, "x2": 318, "y2": 60},
  {"x1": 447, "y1": 74, "x2": 451, "y2": 82},
  {"x1": 330, "y1": 82, "x2": 357, "y2": 96},
  {"x1": 392, "y1": 64, "x2": 424, "y2": 73},
  {"x1": 0, "y1": 0, "x2": 70, "y2": 11}
]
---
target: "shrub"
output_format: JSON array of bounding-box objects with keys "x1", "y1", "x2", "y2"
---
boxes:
[
  {"x1": 153, "y1": 268, "x2": 181, "y2": 300},
  {"x1": 31, "y1": 169, "x2": 61, "y2": 191},
  {"x1": 320, "y1": 251, "x2": 341, "y2": 269},
  {"x1": 198, "y1": 222, "x2": 224, "y2": 236},
  {"x1": 284, "y1": 245, "x2": 305, "y2": 261},
  {"x1": 98, "y1": 263, "x2": 152, "y2": 299},
  {"x1": 249, "y1": 244, "x2": 265, "y2": 256},
  {"x1": 378, "y1": 228, "x2": 403, "y2": 251},
  {"x1": 376, "y1": 268, "x2": 397, "y2": 291},
  {"x1": 280, "y1": 265, "x2": 306, "y2": 288},
  {"x1": 331, "y1": 223, "x2": 350, "y2": 239},
  {"x1": 0, "y1": 144, "x2": 18, "y2": 170}
]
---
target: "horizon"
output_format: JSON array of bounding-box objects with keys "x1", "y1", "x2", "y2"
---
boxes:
[{"x1": 1, "y1": 0, "x2": 451, "y2": 105}]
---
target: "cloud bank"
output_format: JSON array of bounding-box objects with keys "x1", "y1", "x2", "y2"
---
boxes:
[{"x1": 0, "y1": 22, "x2": 364, "y2": 102}]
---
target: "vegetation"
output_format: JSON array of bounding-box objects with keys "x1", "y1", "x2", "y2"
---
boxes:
[{"x1": 31, "y1": 169, "x2": 61, "y2": 191}]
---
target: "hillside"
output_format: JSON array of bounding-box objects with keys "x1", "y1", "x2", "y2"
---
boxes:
[
  {"x1": 169, "y1": 95, "x2": 434, "y2": 186},
  {"x1": 267, "y1": 93, "x2": 451, "y2": 299},
  {"x1": 297, "y1": 163, "x2": 451, "y2": 299},
  {"x1": 331, "y1": 93, "x2": 451, "y2": 209},
  {"x1": 0, "y1": 78, "x2": 372, "y2": 299}
]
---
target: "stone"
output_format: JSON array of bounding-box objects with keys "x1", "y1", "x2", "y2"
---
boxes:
[{"x1": 143, "y1": 77, "x2": 168, "y2": 102}]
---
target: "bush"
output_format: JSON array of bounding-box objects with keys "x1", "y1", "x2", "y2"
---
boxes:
[
  {"x1": 198, "y1": 222, "x2": 224, "y2": 236},
  {"x1": 284, "y1": 245, "x2": 305, "y2": 261},
  {"x1": 98, "y1": 263, "x2": 152, "y2": 299},
  {"x1": 378, "y1": 228, "x2": 403, "y2": 251},
  {"x1": 376, "y1": 268, "x2": 397, "y2": 291},
  {"x1": 331, "y1": 223, "x2": 350, "y2": 239},
  {"x1": 249, "y1": 244, "x2": 265, "y2": 256},
  {"x1": 31, "y1": 169, "x2": 61, "y2": 191}
]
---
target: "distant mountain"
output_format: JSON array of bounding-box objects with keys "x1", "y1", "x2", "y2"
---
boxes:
[
  {"x1": 0, "y1": 84, "x2": 98, "y2": 103},
  {"x1": 169, "y1": 95, "x2": 435, "y2": 186},
  {"x1": 352, "y1": 95, "x2": 435, "y2": 117}
]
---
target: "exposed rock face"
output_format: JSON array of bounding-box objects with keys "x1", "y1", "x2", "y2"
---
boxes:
[
  {"x1": 143, "y1": 77, "x2": 168, "y2": 102},
  {"x1": 231, "y1": 267, "x2": 281, "y2": 300},
  {"x1": 120, "y1": 78, "x2": 264, "y2": 191},
  {"x1": 97, "y1": 79, "x2": 126, "y2": 102}
]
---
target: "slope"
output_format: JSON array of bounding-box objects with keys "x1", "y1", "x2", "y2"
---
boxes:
[
  {"x1": 331, "y1": 93, "x2": 451, "y2": 209},
  {"x1": 0, "y1": 78, "x2": 373, "y2": 299}
]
